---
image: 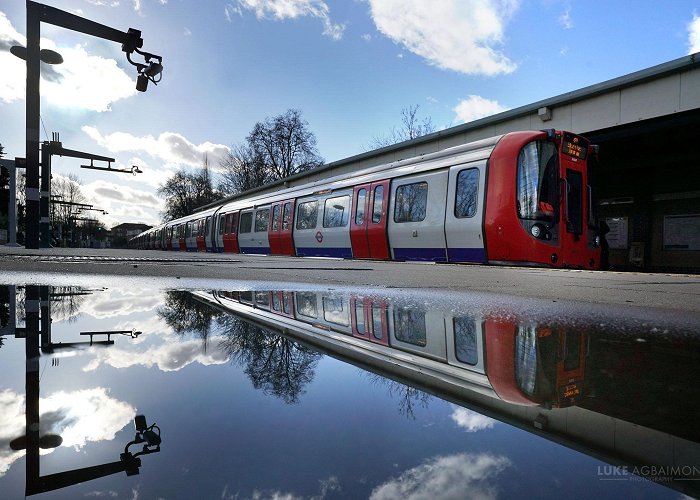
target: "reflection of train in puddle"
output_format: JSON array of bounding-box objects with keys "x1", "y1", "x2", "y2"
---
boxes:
[
  {"x1": 196, "y1": 289, "x2": 587, "y2": 409},
  {"x1": 194, "y1": 288, "x2": 700, "y2": 495}
]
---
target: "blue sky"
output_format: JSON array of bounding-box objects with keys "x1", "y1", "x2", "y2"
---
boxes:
[{"x1": 1, "y1": 0, "x2": 699, "y2": 227}]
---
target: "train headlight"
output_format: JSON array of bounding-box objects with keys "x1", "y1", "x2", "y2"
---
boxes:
[
  {"x1": 594, "y1": 235, "x2": 601, "y2": 248},
  {"x1": 531, "y1": 225, "x2": 542, "y2": 238}
]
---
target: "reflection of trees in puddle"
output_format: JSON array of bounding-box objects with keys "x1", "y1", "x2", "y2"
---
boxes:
[
  {"x1": 217, "y1": 315, "x2": 321, "y2": 404},
  {"x1": 157, "y1": 292, "x2": 320, "y2": 405},
  {"x1": 367, "y1": 373, "x2": 433, "y2": 419},
  {"x1": 49, "y1": 286, "x2": 89, "y2": 323},
  {"x1": 158, "y1": 291, "x2": 225, "y2": 348}
]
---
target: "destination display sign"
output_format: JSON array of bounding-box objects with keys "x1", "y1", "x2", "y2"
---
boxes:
[{"x1": 562, "y1": 133, "x2": 588, "y2": 160}]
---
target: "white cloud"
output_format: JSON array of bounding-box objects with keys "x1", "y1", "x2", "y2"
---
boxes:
[
  {"x1": 453, "y1": 95, "x2": 509, "y2": 123},
  {"x1": 0, "y1": 13, "x2": 136, "y2": 111},
  {"x1": 559, "y1": 6, "x2": 573, "y2": 30},
  {"x1": 689, "y1": 13, "x2": 700, "y2": 54},
  {"x1": 82, "y1": 337, "x2": 230, "y2": 372},
  {"x1": 370, "y1": 453, "x2": 511, "y2": 500},
  {"x1": 235, "y1": 0, "x2": 345, "y2": 40},
  {"x1": 82, "y1": 126, "x2": 230, "y2": 168},
  {"x1": 367, "y1": 0, "x2": 519, "y2": 75},
  {"x1": 451, "y1": 407, "x2": 496, "y2": 432},
  {"x1": 0, "y1": 388, "x2": 134, "y2": 476}
]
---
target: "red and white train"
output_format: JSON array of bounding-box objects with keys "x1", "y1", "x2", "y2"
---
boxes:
[{"x1": 132, "y1": 129, "x2": 600, "y2": 268}]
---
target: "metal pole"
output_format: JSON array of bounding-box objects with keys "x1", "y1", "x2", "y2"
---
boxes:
[
  {"x1": 25, "y1": 285, "x2": 41, "y2": 492},
  {"x1": 40, "y1": 142, "x2": 51, "y2": 248},
  {"x1": 25, "y1": 0, "x2": 41, "y2": 249}
]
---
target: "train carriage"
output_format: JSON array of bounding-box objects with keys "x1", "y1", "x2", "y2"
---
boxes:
[{"x1": 135, "y1": 129, "x2": 600, "y2": 269}]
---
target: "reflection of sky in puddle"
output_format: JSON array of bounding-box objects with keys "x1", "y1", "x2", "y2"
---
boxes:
[{"x1": 0, "y1": 282, "x2": 695, "y2": 499}]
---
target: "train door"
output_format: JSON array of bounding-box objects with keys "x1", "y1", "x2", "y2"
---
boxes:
[
  {"x1": 204, "y1": 216, "x2": 214, "y2": 252},
  {"x1": 224, "y1": 212, "x2": 240, "y2": 253},
  {"x1": 269, "y1": 199, "x2": 295, "y2": 256},
  {"x1": 280, "y1": 201, "x2": 295, "y2": 255},
  {"x1": 560, "y1": 151, "x2": 589, "y2": 267},
  {"x1": 239, "y1": 207, "x2": 270, "y2": 254},
  {"x1": 237, "y1": 210, "x2": 254, "y2": 253},
  {"x1": 216, "y1": 212, "x2": 226, "y2": 252},
  {"x1": 178, "y1": 224, "x2": 186, "y2": 252},
  {"x1": 270, "y1": 291, "x2": 295, "y2": 318},
  {"x1": 350, "y1": 181, "x2": 390, "y2": 259},
  {"x1": 388, "y1": 171, "x2": 448, "y2": 261},
  {"x1": 445, "y1": 162, "x2": 487, "y2": 263},
  {"x1": 351, "y1": 297, "x2": 389, "y2": 345}
]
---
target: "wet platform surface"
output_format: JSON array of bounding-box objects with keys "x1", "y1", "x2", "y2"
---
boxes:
[{"x1": 0, "y1": 246, "x2": 699, "y2": 313}]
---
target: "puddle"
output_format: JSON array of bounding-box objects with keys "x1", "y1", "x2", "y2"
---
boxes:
[{"x1": 1, "y1": 282, "x2": 698, "y2": 499}]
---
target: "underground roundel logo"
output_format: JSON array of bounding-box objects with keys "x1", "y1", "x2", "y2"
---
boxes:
[{"x1": 315, "y1": 231, "x2": 323, "y2": 243}]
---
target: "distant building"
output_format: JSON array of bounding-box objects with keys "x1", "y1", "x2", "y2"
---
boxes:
[{"x1": 111, "y1": 223, "x2": 152, "y2": 247}]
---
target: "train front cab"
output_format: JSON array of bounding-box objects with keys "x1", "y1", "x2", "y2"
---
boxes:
[{"x1": 485, "y1": 130, "x2": 600, "y2": 268}]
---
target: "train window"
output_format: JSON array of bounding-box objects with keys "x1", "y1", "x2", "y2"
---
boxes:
[
  {"x1": 454, "y1": 169, "x2": 479, "y2": 218},
  {"x1": 296, "y1": 201, "x2": 318, "y2": 230},
  {"x1": 239, "y1": 212, "x2": 253, "y2": 233},
  {"x1": 206, "y1": 217, "x2": 211, "y2": 235},
  {"x1": 323, "y1": 196, "x2": 350, "y2": 228},
  {"x1": 453, "y1": 317, "x2": 478, "y2": 365},
  {"x1": 255, "y1": 209, "x2": 270, "y2": 232},
  {"x1": 355, "y1": 189, "x2": 367, "y2": 225},
  {"x1": 255, "y1": 291, "x2": 270, "y2": 309},
  {"x1": 296, "y1": 292, "x2": 318, "y2": 319},
  {"x1": 322, "y1": 296, "x2": 350, "y2": 326},
  {"x1": 240, "y1": 291, "x2": 253, "y2": 304},
  {"x1": 283, "y1": 294, "x2": 291, "y2": 315},
  {"x1": 372, "y1": 186, "x2": 384, "y2": 223},
  {"x1": 394, "y1": 307, "x2": 428, "y2": 347},
  {"x1": 355, "y1": 301, "x2": 365, "y2": 334},
  {"x1": 271, "y1": 205, "x2": 281, "y2": 231},
  {"x1": 372, "y1": 305, "x2": 384, "y2": 340},
  {"x1": 282, "y1": 203, "x2": 292, "y2": 230},
  {"x1": 517, "y1": 140, "x2": 558, "y2": 222},
  {"x1": 231, "y1": 213, "x2": 238, "y2": 233},
  {"x1": 271, "y1": 292, "x2": 281, "y2": 311},
  {"x1": 394, "y1": 182, "x2": 428, "y2": 223},
  {"x1": 393, "y1": 307, "x2": 427, "y2": 346},
  {"x1": 219, "y1": 215, "x2": 226, "y2": 235}
]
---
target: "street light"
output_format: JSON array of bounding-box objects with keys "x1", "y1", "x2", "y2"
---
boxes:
[{"x1": 17, "y1": 1, "x2": 163, "y2": 249}]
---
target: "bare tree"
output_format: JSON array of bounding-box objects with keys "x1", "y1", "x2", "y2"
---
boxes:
[
  {"x1": 218, "y1": 109, "x2": 323, "y2": 197},
  {"x1": 368, "y1": 104, "x2": 436, "y2": 150},
  {"x1": 158, "y1": 155, "x2": 218, "y2": 221},
  {"x1": 217, "y1": 143, "x2": 270, "y2": 195}
]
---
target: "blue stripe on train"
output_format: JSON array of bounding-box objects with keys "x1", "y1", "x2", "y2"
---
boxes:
[
  {"x1": 296, "y1": 247, "x2": 353, "y2": 258},
  {"x1": 392, "y1": 248, "x2": 447, "y2": 262},
  {"x1": 392, "y1": 247, "x2": 486, "y2": 263},
  {"x1": 447, "y1": 247, "x2": 486, "y2": 263},
  {"x1": 240, "y1": 247, "x2": 271, "y2": 254}
]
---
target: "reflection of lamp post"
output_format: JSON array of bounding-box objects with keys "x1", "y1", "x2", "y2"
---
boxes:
[
  {"x1": 16, "y1": 285, "x2": 161, "y2": 495},
  {"x1": 15, "y1": 1, "x2": 163, "y2": 249}
]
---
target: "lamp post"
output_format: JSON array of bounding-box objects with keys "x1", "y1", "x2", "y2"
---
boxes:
[{"x1": 16, "y1": 1, "x2": 163, "y2": 249}]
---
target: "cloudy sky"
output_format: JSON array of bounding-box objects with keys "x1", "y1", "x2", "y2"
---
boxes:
[{"x1": 1, "y1": 0, "x2": 699, "y2": 227}]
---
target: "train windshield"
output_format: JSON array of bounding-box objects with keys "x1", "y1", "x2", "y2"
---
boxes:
[
  {"x1": 516, "y1": 140, "x2": 559, "y2": 224},
  {"x1": 514, "y1": 325, "x2": 557, "y2": 402}
]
